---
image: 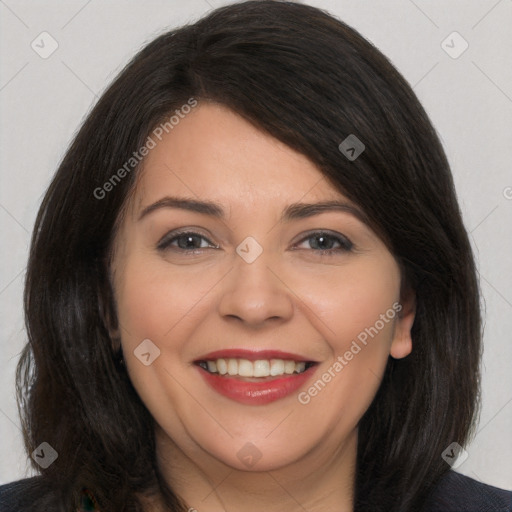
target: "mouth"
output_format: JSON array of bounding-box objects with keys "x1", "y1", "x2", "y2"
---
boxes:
[
  {"x1": 195, "y1": 358, "x2": 316, "y2": 380},
  {"x1": 193, "y1": 349, "x2": 319, "y2": 405}
]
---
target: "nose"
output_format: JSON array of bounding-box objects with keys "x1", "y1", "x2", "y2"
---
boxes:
[{"x1": 217, "y1": 251, "x2": 294, "y2": 328}]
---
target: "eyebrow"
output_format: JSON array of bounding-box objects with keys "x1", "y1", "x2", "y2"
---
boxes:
[{"x1": 138, "y1": 196, "x2": 368, "y2": 224}]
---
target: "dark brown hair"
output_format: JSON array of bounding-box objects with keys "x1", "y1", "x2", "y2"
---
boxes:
[{"x1": 16, "y1": 1, "x2": 481, "y2": 510}]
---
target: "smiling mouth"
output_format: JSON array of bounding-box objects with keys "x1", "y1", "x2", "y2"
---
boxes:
[{"x1": 195, "y1": 358, "x2": 317, "y2": 379}]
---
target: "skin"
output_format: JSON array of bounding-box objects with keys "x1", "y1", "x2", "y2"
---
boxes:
[{"x1": 110, "y1": 102, "x2": 415, "y2": 512}]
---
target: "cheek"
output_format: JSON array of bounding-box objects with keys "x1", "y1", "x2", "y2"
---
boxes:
[
  {"x1": 112, "y1": 254, "x2": 214, "y2": 416},
  {"x1": 291, "y1": 254, "x2": 401, "y2": 352},
  {"x1": 114, "y1": 253, "x2": 217, "y2": 348},
  {"x1": 292, "y1": 256, "x2": 400, "y2": 419}
]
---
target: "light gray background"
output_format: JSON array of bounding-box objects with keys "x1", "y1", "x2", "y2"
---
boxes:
[{"x1": 1, "y1": 0, "x2": 511, "y2": 490}]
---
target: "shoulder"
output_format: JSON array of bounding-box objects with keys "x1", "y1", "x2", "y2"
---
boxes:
[
  {"x1": 0, "y1": 477, "x2": 97, "y2": 511},
  {"x1": 425, "y1": 471, "x2": 512, "y2": 512},
  {"x1": 0, "y1": 477, "x2": 53, "y2": 511}
]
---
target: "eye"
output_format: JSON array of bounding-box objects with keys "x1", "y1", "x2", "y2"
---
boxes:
[
  {"x1": 294, "y1": 230, "x2": 353, "y2": 254},
  {"x1": 157, "y1": 230, "x2": 218, "y2": 252},
  {"x1": 157, "y1": 229, "x2": 352, "y2": 254}
]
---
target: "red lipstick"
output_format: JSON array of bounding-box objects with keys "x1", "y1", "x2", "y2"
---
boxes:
[
  {"x1": 195, "y1": 349, "x2": 316, "y2": 362},
  {"x1": 194, "y1": 349, "x2": 318, "y2": 405}
]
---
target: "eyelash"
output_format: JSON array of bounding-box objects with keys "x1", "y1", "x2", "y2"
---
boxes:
[{"x1": 157, "y1": 230, "x2": 353, "y2": 255}]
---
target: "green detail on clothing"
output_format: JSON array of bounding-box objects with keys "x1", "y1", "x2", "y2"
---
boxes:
[{"x1": 79, "y1": 489, "x2": 99, "y2": 511}]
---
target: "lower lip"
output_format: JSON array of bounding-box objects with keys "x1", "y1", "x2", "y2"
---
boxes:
[{"x1": 196, "y1": 364, "x2": 318, "y2": 405}]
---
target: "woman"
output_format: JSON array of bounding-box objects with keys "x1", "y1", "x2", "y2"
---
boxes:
[{"x1": 1, "y1": 1, "x2": 510, "y2": 511}]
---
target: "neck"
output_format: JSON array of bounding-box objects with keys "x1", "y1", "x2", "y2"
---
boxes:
[{"x1": 151, "y1": 427, "x2": 357, "y2": 512}]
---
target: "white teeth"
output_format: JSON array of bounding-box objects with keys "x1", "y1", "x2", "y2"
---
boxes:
[
  {"x1": 253, "y1": 360, "x2": 270, "y2": 377},
  {"x1": 201, "y1": 358, "x2": 310, "y2": 377},
  {"x1": 238, "y1": 359, "x2": 253, "y2": 377},
  {"x1": 295, "y1": 362, "x2": 306, "y2": 373},
  {"x1": 270, "y1": 359, "x2": 284, "y2": 376},
  {"x1": 227, "y1": 359, "x2": 238, "y2": 375},
  {"x1": 217, "y1": 358, "x2": 228, "y2": 375},
  {"x1": 284, "y1": 360, "x2": 296, "y2": 374}
]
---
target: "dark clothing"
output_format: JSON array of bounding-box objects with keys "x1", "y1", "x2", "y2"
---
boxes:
[{"x1": 1, "y1": 470, "x2": 511, "y2": 511}]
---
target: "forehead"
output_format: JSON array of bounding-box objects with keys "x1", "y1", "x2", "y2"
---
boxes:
[{"x1": 130, "y1": 102, "x2": 348, "y2": 214}]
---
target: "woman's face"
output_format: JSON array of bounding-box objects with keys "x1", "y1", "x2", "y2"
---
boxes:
[{"x1": 110, "y1": 102, "x2": 414, "y2": 474}]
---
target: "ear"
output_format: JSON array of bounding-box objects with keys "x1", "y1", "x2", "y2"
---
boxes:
[
  {"x1": 389, "y1": 287, "x2": 415, "y2": 359},
  {"x1": 97, "y1": 278, "x2": 121, "y2": 350},
  {"x1": 105, "y1": 311, "x2": 121, "y2": 349}
]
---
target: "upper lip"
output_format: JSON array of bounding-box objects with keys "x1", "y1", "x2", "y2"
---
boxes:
[{"x1": 194, "y1": 349, "x2": 318, "y2": 363}]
